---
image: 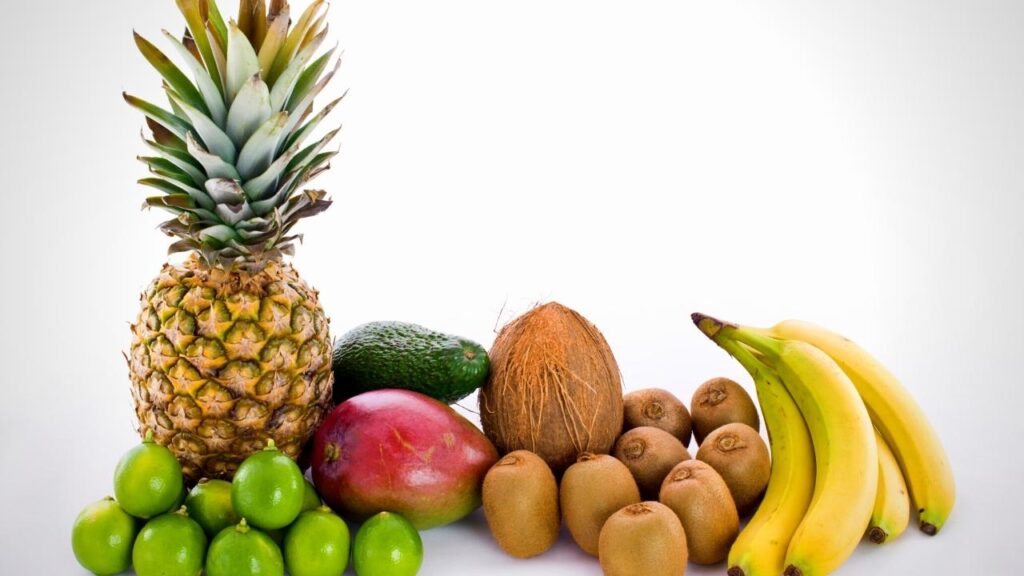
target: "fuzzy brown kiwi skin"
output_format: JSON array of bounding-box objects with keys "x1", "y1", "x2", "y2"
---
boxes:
[
  {"x1": 623, "y1": 388, "x2": 692, "y2": 447},
  {"x1": 599, "y1": 501, "x2": 688, "y2": 576},
  {"x1": 613, "y1": 426, "x2": 692, "y2": 499},
  {"x1": 695, "y1": 422, "x2": 770, "y2": 515},
  {"x1": 659, "y1": 459, "x2": 739, "y2": 565},
  {"x1": 481, "y1": 450, "x2": 560, "y2": 558},
  {"x1": 560, "y1": 452, "x2": 642, "y2": 557},
  {"x1": 691, "y1": 377, "x2": 760, "y2": 445}
]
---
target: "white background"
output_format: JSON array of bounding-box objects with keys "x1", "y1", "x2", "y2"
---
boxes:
[{"x1": 1, "y1": 0, "x2": 1022, "y2": 574}]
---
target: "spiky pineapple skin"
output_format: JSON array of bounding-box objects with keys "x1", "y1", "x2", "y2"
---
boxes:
[{"x1": 128, "y1": 255, "x2": 332, "y2": 482}]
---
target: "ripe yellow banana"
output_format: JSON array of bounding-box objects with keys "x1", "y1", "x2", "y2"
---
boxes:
[
  {"x1": 694, "y1": 314, "x2": 877, "y2": 576},
  {"x1": 715, "y1": 339, "x2": 814, "y2": 576},
  {"x1": 869, "y1": 428, "x2": 910, "y2": 544},
  {"x1": 758, "y1": 319, "x2": 955, "y2": 535}
]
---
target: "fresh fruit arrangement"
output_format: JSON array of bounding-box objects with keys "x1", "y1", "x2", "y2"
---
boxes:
[
  {"x1": 74, "y1": 0, "x2": 955, "y2": 573},
  {"x1": 77, "y1": 294, "x2": 953, "y2": 576},
  {"x1": 468, "y1": 308, "x2": 952, "y2": 576},
  {"x1": 73, "y1": 434, "x2": 403, "y2": 576},
  {"x1": 693, "y1": 313, "x2": 955, "y2": 576}
]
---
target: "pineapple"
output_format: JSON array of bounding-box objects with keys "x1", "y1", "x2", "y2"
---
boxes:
[{"x1": 125, "y1": 0, "x2": 341, "y2": 481}]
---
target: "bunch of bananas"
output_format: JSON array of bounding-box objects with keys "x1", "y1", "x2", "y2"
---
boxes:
[{"x1": 691, "y1": 314, "x2": 955, "y2": 576}]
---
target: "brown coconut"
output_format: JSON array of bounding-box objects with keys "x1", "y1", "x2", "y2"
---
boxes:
[{"x1": 479, "y1": 302, "x2": 624, "y2": 473}]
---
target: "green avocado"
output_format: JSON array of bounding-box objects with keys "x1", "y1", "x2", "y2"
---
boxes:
[{"x1": 332, "y1": 321, "x2": 490, "y2": 404}]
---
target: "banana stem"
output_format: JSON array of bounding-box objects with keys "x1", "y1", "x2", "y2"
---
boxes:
[
  {"x1": 725, "y1": 325, "x2": 784, "y2": 360},
  {"x1": 691, "y1": 312, "x2": 731, "y2": 339},
  {"x1": 692, "y1": 314, "x2": 780, "y2": 386},
  {"x1": 719, "y1": 337, "x2": 770, "y2": 379},
  {"x1": 691, "y1": 312, "x2": 783, "y2": 360}
]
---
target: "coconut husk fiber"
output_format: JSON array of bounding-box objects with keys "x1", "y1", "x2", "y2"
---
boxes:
[{"x1": 479, "y1": 302, "x2": 624, "y2": 473}]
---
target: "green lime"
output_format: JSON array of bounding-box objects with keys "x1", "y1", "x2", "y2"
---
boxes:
[
  {"x1": 71, "y1": 497, "x2": 138, "y2": 575},
  {"x1": 353, "y1": 511, "x2": 423, "y2": 576},
  {"x1": 132, "y1": 507, "x2": 207, "y2": 576},
  {"x1": 114, "y1": 430, "x2": 184, "y2": 519},
  {"x1": 284, "y1": 507, "x2": 350, "y2": 576},
  {"x1": 206, "y1": 519, "x2": 284, "y2": 576},
  {"x1": 186, "y1": 478, "x2": 239, "y2": 538},
  {"x1": 301, "y1": 478, "x2": 321, "y2": 512},
  {"x1": 232, "y1": 440, "x2": 304, "y2": 530}
]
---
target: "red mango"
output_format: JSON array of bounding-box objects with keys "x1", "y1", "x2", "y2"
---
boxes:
[{"x1": 312, "y1": 389, "x2": 498, "y2": 529}]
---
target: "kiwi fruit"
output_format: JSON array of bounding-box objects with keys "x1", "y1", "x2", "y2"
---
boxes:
[
  {"x1": 599, "y1": 501, "x2": 688, "y2": 576},
  {"x1": 691, "y1": 377, "x2": 760, "y2": 444},
  {"x1": 613, "y1": 426, "x2": 692, "y2": 499},
  {"x1": 481, "y1": 450, "x2": 560, "y2": 558},
  {"x1": 659, "y1": 459, "x2": 739, "y2": 564},
  {"x1": 560, "y1": 452, "x2": 641, "y2": 557},
  {"x1": 623, "y1": 388, "x2": 692, "y2": 446},
  {"x1": 696, "y1": 422, "x2": 770, "y2": 515}
]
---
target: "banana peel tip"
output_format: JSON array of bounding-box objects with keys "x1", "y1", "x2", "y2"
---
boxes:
[{"x1": 691, "y1": 312, "x2": 726, "y2": 339}]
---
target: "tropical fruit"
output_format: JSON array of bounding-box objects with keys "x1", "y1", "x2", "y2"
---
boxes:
[
  {"x1": 71, "y1": 497, "x2": 139, "y2": 576},
  {"x1": 869, "y1": 428, "x2": 911, "y2": 544},
  {"x1": 353, "y1": 512, "x2": 423, "y2": 576},
  {"x1": 560, "y1": 452, "x2": 641, "y2": 557},
  {"x1": 694, "y1": 313, "x2": 877, "y2": 576},
  {"x1": 755, "y1": 318, "x2": 954, "y2": 535},
  {"x1": 232, "y1": 439, "x2": 305, "y2": 530},
  {"x1": 479, "y1": 302, "x2": 624, "y2": 473},
  {"x1": 186, "y1": 478, "x2": 239, "y2": 538},
  {"x1": 623, "y1": 388, "x2": 691, "y2": 445},
  {"x1": 659, "y1": 459, "x2": 739, "y2": 564},
  {"x1": 332, "y1": 321, "x2": 490, "y2": 403},
  {"x1": 481, "y1": 450, "x2": 560, "y2": 558},
  {"x1": 113, "y1": 430, "x2": 185, "y2": 519},
  {"x1": 691, "y1": 377, "x2": 760, "y2": 445},
  {"x1": 206, "y1": 519, "x2": 284, "y2": 576},
  {"x1": 126, "y1": 0, "x2": 340, "y2": 482},
  {"x1": 598, "y1": 502, "x2": 688, "y2": 576},
  {"x1": 284, "y1": 507, "x2": 350, "y2": 576},
  {"x1": 613, "y1": 426, "x2": 691, "y2": 498},
  {"x1": 312, "y1": 389, "x2": 498, "y2": 529},
  {"x1": 718, "y1": 338, "x2": 814, "y2": 576},
  {"x1": 132, "y1": 507, "x2": 208, "y2": 576},
  {"x1": 696, "y1": 422, "x2": 771, "y2": 515}
]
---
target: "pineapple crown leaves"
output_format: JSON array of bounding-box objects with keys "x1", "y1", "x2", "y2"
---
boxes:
[{"x1": 126, "y1": 0, "x2": 342, "y2": 270}]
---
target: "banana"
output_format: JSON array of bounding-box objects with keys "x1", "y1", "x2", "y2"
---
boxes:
[
  {"x1": 759, "y1": 319, "x2": 955, "y2": 535},
  {"x1": 715, "y1": 338, "x2": 814, "y2": 576},
  {"x1": 868, "y1": 428, "x2": 911, "y2": 544},
  {"x1": 693, "y1": 314, "x2": 877, "y2": 576}
]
